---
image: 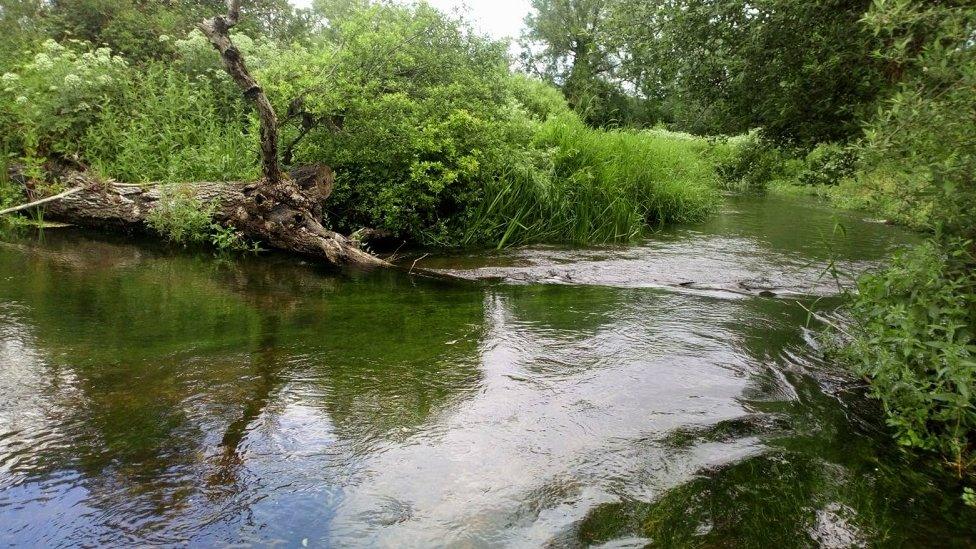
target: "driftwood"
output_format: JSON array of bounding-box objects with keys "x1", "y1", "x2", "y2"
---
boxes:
[{"x1": 0, "y1": 186, "x2": 84, "y2": 216}]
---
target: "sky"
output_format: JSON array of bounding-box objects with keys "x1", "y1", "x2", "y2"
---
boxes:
[{"x1": 288, "y1": 0, "x2": 533, "y2": 40}]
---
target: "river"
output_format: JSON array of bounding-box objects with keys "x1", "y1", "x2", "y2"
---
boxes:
[{"x1": 0, "y1": 195, "x2": 973, "y2": 546}]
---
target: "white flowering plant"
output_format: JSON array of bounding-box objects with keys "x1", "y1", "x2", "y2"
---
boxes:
[
  {"x1": 0, "y1": 39, "x2": 128, "y2": 174},
  {"x1": 174, "y1": 29, "x2": 279, "y2": 82}
]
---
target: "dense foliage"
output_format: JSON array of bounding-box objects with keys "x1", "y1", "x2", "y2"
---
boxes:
[
  {"x1": 856, "y1": 0, "x2": 976, "y2": 238},
  {"x1": 646, "y1": 0, "x2": 884, "y2": 144},
  {"x1": 0, "y1": 0, "x2": 719, "y2": 247},
  {"x1": 839, "y1": 0, "x2": 976, "y2": 483},
  {"x1": 519, "y1": 0, "x2": 642, "y2": 127},
  {"x1": 40, "y1": 0, "x2": 311, "y2": 60},
  {"x1": 521, "y1": 0, "x2": 887, "y2": 144},
  {"x1": 845, "y1": 240, "x2": 976, "y2": 473},
  {"x1": 261, "y1": 2, "x2": 536, "y2": 244}
]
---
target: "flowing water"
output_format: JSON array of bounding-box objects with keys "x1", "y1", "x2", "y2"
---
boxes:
[{"x1": 0, "y1": 196, "x2": 973, "y2": 547}]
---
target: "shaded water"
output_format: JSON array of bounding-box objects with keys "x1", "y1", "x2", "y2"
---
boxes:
[{"x1": 0, "y1": 196, "x2": 973, "y2": 546}]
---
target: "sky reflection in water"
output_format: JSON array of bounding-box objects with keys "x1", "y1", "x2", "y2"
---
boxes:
[{"x1": 1, "y1": 196, "x2": 973, "y2": 546}]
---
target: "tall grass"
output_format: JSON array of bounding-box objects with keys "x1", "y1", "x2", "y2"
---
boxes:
[
  {"x1": 80, "y1": 66, "x2": 259, "y2": 183},
  {"x1": 463, "y1": 115, "x2": 720, "y2": 247}
]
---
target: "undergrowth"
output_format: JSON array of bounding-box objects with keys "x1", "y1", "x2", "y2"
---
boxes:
[
  {"x1": 462, "y1": 115, "x2": 720, "y2": 248},
  {"x1": 147, "y1": 185, "x2": 257, "y2": 253},
  {"x1": 841, "y1": 239, "x2": 976, "y2": 476},
  {"x1": 0, "y1": 7, "x2": 722, "y2": 249}
]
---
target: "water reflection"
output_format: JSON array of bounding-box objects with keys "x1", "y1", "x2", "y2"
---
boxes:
[
  {"x1": 0, "y1": 233, "x2": 485, "y2": 545},
  {"x1": 417, "y1": 196, "x2": 918, "y2": 298},
  {"x1": 0, "y1": 195, "x2": 972, "y2": 546},
  {"x1": 318, "y1": 287, "x2": 772, "y2": 546}
]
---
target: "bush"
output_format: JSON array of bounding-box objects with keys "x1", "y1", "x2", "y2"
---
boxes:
[
  {"x1": 798, "y1": 143, "x2": 856, "y2": 186},
  {"x1": 79, "y1": 64, "x2": 259, "y2": 182},
  {"x1": 843, "y1": 239, "x2": 976, "y2": 471},
  {"x1": 0, "y1": 0, "x2": 44, "y2": 73},
  {"x1": 714, "y1": 133, "x2": 801, "y2": 191},
  {"x1": 0, "y1": 38, "x2": 261, "y2": 183},
  {"x1": 0, "y1": 39, "x2": 128, "y2": 177},
  {"x1": 508, "y1": 74, "x2": 573, "y2": 122},
  {"x1": 257, "y1": 2, "x2": 541, "y2": 246},
  {"x1": 0, "y1": 157, "x2": 23, "y2": 211},
  {"x1": 856, "y1": 1, "x2": 976, "y2": 239},
  {"x1": 147, "y1": 184, "x2": 255, "y2": 252},
  {"x1": 146, "y1": 185, "x2": 214, "y2": 245}
]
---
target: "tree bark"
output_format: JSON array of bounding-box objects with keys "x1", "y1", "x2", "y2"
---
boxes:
[
  {"x1": 32, "y1": 172, "x2": 384, "y2": 267},
  {"x1": 199, "y1": 0, "x2": 283, "y2": 186}
]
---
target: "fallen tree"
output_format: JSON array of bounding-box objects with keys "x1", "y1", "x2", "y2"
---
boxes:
[
  {"x1": 11, "y1": 168, "x2": 383, "y2": 267},
  {"x1": 3, "y1": 0, "x2": 386, "y2": 269}
]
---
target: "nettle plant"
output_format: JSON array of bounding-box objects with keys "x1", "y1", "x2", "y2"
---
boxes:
[
  {"x1": 147, "y1": 184, "x2": 256, "y2": 253},
  {"x1": 0, "y1": 39, "x2": 128, "y2": 177}
]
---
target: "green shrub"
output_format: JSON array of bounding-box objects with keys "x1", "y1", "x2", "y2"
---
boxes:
[
  {"x1": 0, "y1": 39, "x2": 128, "y2": 177},
  {"x1": 258, "y1": 2, "x2": 537, "y2": 246},
  {"x1": 856, "y1": 0, "x2": 976, "y2": 239},
  {"x1": 0, "y1": 0, "x2": 44, "y2": 73},
  {"x1": 147, "y1": 184, "x2": 255, "y2": 252},
  {"x1": 798, "y1": 143, "x2": 856, "y2": 186},
  {"x1": 508, "y1": 74, "x2": 573, "y2": 122},
  {"x1": 80, "y1": 64, "x2": 259, "y2": 182},
  {"x1": 146, "y1": 185, "x2": 215, "y2": 245},
  {"x1": 714, "y1": 133, "x2": 801, "y2": 191},
  {"x1": 0, "y1": 156, "x2": 22, "y2": 210},
  {"x1": 843, "y1": 238, "x2": 976, "y2": 472},
  {"x1": 0, "y1": 38, "x2": 260, "y2": 184}
]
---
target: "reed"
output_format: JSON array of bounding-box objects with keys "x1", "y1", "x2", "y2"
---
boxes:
[{"x1": 463, "y1": 115, "x2": 720, "y2": 248}]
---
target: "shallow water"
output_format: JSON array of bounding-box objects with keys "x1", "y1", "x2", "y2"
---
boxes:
[{"x1": 0, "y1": 195, "x2": 973, "y2": 546}]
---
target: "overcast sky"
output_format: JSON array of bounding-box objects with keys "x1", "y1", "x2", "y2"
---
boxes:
[{"x1": 288, "y1": 0, "x2": 533, "y2": 40}]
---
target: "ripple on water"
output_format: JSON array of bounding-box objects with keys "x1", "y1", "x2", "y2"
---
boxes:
[{"x1": 1, "y1": 196, "x2": 971, "y2": 547}]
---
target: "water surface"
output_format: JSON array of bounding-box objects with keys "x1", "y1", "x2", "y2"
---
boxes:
[{"x1": 1, "y1": 196, "x2": 973, "y2": 546}]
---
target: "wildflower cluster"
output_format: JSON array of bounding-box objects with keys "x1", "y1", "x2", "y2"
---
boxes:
[{"x1": 0, "y1": 39, "x2": 128, "y2": 171}]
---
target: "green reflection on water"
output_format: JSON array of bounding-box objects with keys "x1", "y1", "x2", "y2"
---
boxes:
[{"x1": 0, "y1": 195, "x2": 972, "y2": 547}]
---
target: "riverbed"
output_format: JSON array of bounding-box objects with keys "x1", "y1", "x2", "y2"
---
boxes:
[{"x1": 1, "y1": 195, "x2": 973, "y2": 546}]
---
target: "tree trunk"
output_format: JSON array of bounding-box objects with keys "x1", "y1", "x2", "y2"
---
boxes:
[
  {"x1": 33, "y1": 172, "x2": 384, "y2": 267},
  {"x1": 199, "y1": 0, "x2": 283, "y2": 186},
  {"x1": 185, "y1": 1, "x2": 380, "y2": 267}
]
